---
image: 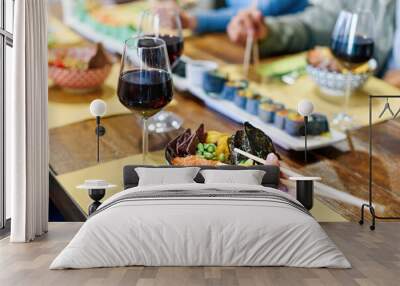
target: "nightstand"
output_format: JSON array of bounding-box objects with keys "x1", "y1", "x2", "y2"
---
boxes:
[
  {"x1": 77, "y1": 180, "x2": 116, "y2": 215},
  {"x1": 289, "y1": 177, "x2": 321, "y2": 210}
]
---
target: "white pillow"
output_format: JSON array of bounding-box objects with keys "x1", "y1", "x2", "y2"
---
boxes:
[
  {"x1": 135, "y1": 167, "x2": 200, "y2": 186},
  {"x1": 200, "y1": 169, "x2": 265, "y2": 185}
]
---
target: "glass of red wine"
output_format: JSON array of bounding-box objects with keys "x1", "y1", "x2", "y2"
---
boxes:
[
  {"x1": 117, "y1": 36, "x2": 173, "y2": 163},
  {"x1": 139, "y1": 9, "x2": 184, "y2": 67},
  {"x1": 138, "y1": 8, "x2": 184, "y2": 133},
  {"x1": 330, "y1": 10, "x2": 375, "y2": 130}
]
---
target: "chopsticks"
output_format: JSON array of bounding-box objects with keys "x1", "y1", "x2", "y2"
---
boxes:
[
  {"x1": 243, "y1": 33, "x2": 254, "y2": 78},
  {"x1": 233, "y1": 148, "x2": 296, "y2": 178},
  {"x1": 234, "y1": 148, "x2": 266, "y2": 164},
  {"x1": 233, "y1": 148, "x2": 374, "y2": 208},
  {"x1": 242, "y1": 0, "x2": 260, "y2": 78}
]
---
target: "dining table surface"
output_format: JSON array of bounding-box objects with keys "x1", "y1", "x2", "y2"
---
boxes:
[{"x1": 48, "y1": 4, "x2": 400, "y2": 223}]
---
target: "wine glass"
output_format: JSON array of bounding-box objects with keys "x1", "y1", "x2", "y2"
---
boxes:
[
  {"x1": 139, "y1": 9, "x2": 184, "y2": 67},
  {"x1": 117, "y1": 36, "x2": 173, "y2": 163},
  {"x1": 138, "y1": 8, "x2": 184, "y2": 133},
  {"x1": 330, "y1": 10, "x2": 375, "y2": 130}
]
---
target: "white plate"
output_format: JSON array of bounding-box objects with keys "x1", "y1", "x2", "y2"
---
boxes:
[{"x1": 173, "y1": 75, "x2": 347, "y2": 151}]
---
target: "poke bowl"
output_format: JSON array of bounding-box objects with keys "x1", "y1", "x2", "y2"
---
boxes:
[{"x1": 165, "y1": 122, "x2": 279, "y2": 166}]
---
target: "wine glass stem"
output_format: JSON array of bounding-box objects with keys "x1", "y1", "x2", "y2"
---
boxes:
[
  {"x1": 344, "y1": 72, "x2": 351, "y2": 116},
  {"x1": 142, "y1": 118, "x2": 149, "y2": 164}
]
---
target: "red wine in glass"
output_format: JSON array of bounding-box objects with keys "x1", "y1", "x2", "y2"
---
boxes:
[
  {"x1": 138, "y1": 10, "x2": 184, "y2": 133},
  {"x1": 330, "y1": 10, "x2": 375, "y2": 130},
  {"x1": 331, "y1": 35, "x2": 374, "y2": 66},
  {"x1": 159, "y1": 34, "x2": 184, "y2": 66},
  {"x1": 117, "y1": 69, "x2": 173, "y2": 118}
]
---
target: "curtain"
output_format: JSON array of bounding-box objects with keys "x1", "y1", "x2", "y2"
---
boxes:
[{"x1": 7, "y1": 0, "x2": 49, "y2": 242}]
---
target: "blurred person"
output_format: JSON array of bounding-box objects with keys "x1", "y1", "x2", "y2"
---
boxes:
[
  {"x1": 153, "y1": 0, "x2": 308, "y2": 34},
  {"x1": 227, "y1": 0, "x2": 400, "y2": 84}
]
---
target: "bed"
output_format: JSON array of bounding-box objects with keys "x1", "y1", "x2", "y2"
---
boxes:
[{"x1": 50, "y1": 165, "x2": 350, "y2": 269}]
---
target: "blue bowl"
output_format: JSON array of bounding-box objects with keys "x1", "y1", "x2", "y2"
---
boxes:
[{"x1": 203, "y1": 72, "x2": 227, "y2": 94}]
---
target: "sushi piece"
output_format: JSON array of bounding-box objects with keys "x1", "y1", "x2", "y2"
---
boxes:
[
  {"x1": 234, "y1": 89, "x2": 250, "y2": 109},
  {"x1": 221, "y1": 80, "x2": 248, "y2": 100},
  {"x1": 245, "y1": 93, "x2": 262, "y2": 115},
  {"x1": 259, "y1": 102, "x2": 285, "y2": 123},
  {"x1": 203, "y1": 70, "x2": 228, "y2": 94},
  {"x1": 274, "y1": 109, "x2": 290, "y2": 130},
  {"x1": 285, "y1": 111, "x2": 305, "y2": 136},
  {"x1": 260, "y1": 97, "x2": 274, "y2": 105},
  {"x1": 308, "y1": 113, "x2": 330, "y2": 135}
]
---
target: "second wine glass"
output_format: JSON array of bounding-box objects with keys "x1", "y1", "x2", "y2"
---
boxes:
[
  {"x1": 330, "y1": 10, "x2": 375, "y2": 130},
  {"x1": 139, "y1": 9, "x2": 184, "y2": 67},
  {"x1": 117, "y1": 36, "x2": 173, "y2": 163},
  {"x1": 138, "y1": 8, "x2": 184, "y2": 134}
]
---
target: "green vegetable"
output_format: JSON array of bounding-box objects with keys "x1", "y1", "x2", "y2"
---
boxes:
[
  {"x1": 207, "y1": 144, "x2": 216, "y2": 152},
  {"x1": 197, "y1": 143, "x2": 204, "y2": 152},
  {"x1": 218, "y1": 153, "x2": 225, "y2": 162},
  {"x1": 204, "y1": 152, "x2": 214, "y2": 159},
  {"x1": 239, "y1": 159, "x2": 254, "y2": 166}
]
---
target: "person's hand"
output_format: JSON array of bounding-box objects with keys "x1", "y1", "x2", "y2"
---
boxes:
[
  {"x1": 227, "y1": 9, "x2": 268, "y2": 45},
  {"x1": 384, "y1": 70, "x2": 400, "y2": 88},
  {"x1": 264, "y1": 153, "x2": 288, "y2": 179},
  {"x1": 180, "y1": 10, "x2": 197, "y2": 30}
]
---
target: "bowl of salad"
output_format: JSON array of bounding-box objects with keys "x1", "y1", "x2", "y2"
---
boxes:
[
  {"x1": 306, "y1": 47, "x2": 376, "y2": 97},
  {"x1": 48, "y1": 43, "x2": 113, "y2": 92}
]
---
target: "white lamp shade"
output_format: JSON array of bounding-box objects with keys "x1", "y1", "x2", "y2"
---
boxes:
[
  {"x1": 297, "y1": 100, "x2": 314, "y2": 116},
  {"x1": 90, "y1": 99, "x2": 107, "y2": 117}
]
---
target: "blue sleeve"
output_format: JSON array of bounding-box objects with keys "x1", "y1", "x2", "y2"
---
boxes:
[
  {"x1": 259, "y1": 0, "x2": 309, "y2": 16},
  {"x1": 194, "y1": 7, "x2": 238, "y2": 34},
  {"x1": 194, "y1": 0, "x2": 309, "y2": 34}
]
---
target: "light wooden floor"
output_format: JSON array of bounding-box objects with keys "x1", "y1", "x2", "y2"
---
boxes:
[{"x1": 0, "y1": 222, "x2": 399, "y2": 286}]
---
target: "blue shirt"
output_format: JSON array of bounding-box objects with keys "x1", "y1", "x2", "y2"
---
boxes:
[
  {"x1": 194, "y1": 0, "x2": 309, "y2": 34},
  {"x1": 387, "y1": 0, "x2": 400, "y2": 71}
]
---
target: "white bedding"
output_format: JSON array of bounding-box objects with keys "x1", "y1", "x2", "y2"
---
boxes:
[{"x1": 50, "y1": 183, "x2": 351, "y2": 269}]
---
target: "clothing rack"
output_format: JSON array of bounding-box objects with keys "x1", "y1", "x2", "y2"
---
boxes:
[{"x1": 359, "y1": 95, "x2": 400, "y2": 230}]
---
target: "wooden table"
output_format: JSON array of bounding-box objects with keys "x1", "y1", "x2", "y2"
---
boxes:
[{"x1": 49, "y1": 32, "x2": 400, "y2": 223}]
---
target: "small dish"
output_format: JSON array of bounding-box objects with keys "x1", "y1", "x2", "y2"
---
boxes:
[
  {"x1": 185, "y1": 60, "x2": 218, "y2": 87},
  {"x1": 48, "y1": 45, "x2": 113, "y2": 92}
]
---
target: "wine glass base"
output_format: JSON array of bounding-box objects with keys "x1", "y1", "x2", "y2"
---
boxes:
[
  {"x1": 332, "y1": 112, "x2": 355, "y2": 131},
  {"x1": 146, "y1": 111, "x2": 183, "y2": 133}
]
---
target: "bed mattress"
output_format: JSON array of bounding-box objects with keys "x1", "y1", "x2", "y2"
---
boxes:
[{"x1": 50, "y1": 183, "x2": 350, "y2": 269}]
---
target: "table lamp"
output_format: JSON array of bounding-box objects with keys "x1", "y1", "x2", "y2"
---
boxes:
[
  {"x1": 298, "y1": 100, "x2": 314, "y2": 163},
  {"x1": 90, "y1": 99, "x2": 107, "y2": 163},
  {"x1": 77, "y1": 180, "x2": 116, "y2": 215}
]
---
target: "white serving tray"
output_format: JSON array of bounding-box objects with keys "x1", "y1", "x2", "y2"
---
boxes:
[
  {"x1": 62, "y1": 4, "x2": 127, "y2": 54},
  {"x1": 173, "y1": 75, "x2": 347, "y2": 151}
]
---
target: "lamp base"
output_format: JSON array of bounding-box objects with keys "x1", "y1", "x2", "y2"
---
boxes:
[
  {"x1": 296, "y1": 180, "x2": 314, "y2": 210},
  {"x1": 88, "y1": 188, "x2": 105, "y2": 215}
]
